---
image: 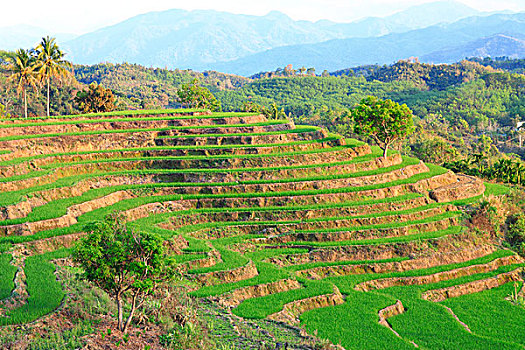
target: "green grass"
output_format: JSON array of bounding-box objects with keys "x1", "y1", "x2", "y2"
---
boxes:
[
  {"x1": 0, "y1": 109, "x2": 252, "y2": 121},
  {"x1": 233, "y1": 279, "x2": 334, "y2": 319},
  {"x1": 442, "y1": 282, "x2": 525, "y2": 347},
  {"x1": 0, "y1": 156, "x2": 415, "y2": 225},
  {"x1": 286, "y1": 224, "x2": 463, "y2": 248},
  {"x1": 0, "y1": 136, "x2": 342, "y2": 167},
  {"x1": 298, "y1": 250, "x2": 521, "y2": 350},
  {"x1": 0, "y1": 107, "x2": 513, "y2": 347},
  {"x1": 152, "y1": 202, "x2": 447, "y2": 235},
  {"x1": 301, "y1": 294, "x2": 415, "y2": 349},
  {"x1": 0, "y1": 162, "x2": 447, "y2": 246},
  {"x1": 173, "y1": 253, "x2": 207, "y2": 263},
  {"x1": 186, "y1": 236, "x2": 253, "y2": 275},
  {"x1": 386, "y1": 266, "x2": 525, "y2": 350},
  {"x1": 286, "y1": 257, "x2": 410, "y2": 272},
  {"x1": 156, "y1": 126, "x2": 319, "y2": 139},
  {"x1": 0, "y1": 123, "x2": 315, "y2": 142},
  {"x1": 0, "y1": 254, "x2": 16, "y2": 300},
  {"x1": 190, "y1": 261, "x2": 294, "y2": 298},
  {"x1": 39, "y1": 144, "x2": 355, "y2": 169},
  {"x1": 0, "y1": 249, "x2": 69, "y2": 325},
  {"x1": 0, "y1": 144, "x2": 367, "y2": 207},
  {"x1": 0, "y1": 112, "x2": 262, "y2": 128}
]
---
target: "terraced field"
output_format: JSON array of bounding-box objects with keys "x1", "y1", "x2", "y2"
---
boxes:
[{"x1": 0, "y1": 108, "x2": 523, "y2": 349}]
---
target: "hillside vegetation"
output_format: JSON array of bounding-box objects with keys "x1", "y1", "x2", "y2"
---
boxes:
[{"x1": 0, "y1": 108, "x2": 523, "y2": 349}]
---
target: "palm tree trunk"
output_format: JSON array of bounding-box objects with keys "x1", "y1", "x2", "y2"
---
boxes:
[
  {"x1": 46, "y1": 78, "x2": 50, "y2": 117},
  {"x1": 23, "y1": 87, "x2": 27, "y2": 118}
]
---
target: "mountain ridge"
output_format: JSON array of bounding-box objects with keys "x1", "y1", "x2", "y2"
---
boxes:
[
  {"x1": 209, "y1": 12, "x2": 525, "y2": 75},
  {"x1": 58, "y1": 1, "x2": 486, "y2": 70}
]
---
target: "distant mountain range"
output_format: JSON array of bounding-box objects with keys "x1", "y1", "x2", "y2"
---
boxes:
[
  {"x1": 1, "y1": 0, "x2": 524, "y2": 75},
  {"x1": 422, "y1": 33, "x2": 525, "y2": 63},
  {"x1": 210, "y1": 12, "x2": 525, "y2": 75}
]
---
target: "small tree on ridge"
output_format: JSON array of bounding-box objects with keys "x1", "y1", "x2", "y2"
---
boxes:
[
  {"x1": 177, "y1": 79, "x2": 221, "y2": 111},
  {"x1": 75, "y1": 82, "x2": 116, "y2": 113},
  {"x1": 352, "y1": 96, "x2": 415, "y2": 158},
  {"x1": 73, "y1": 213, "x2": 176, "y2": 332}
]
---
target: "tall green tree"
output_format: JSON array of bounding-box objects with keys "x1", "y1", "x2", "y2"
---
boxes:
[
  {"x1": 75, "y1": 82, "x2": 116, "y2": 113},
  {"x1": 73, "y1": 213, "x2": 176, "y2": 332},
  {"x1": 177, "y1": 79, "x2": 221, "y2": 111},
  {"x1": 352, "y1": 96, "x2": 415, "y2": 158},
  {"x1": 6, "y1": 49, "x2": 39, "y2": 118},
  {"x1": 35, "y1": 36, "x2": 72, "y2": 117}
]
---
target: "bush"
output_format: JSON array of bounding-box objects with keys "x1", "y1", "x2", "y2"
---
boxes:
[
  {"x1": 75, "y1": 82, "x2": 116, "y2": 113},
  {"x1": 507, "y1": 213, "x2": 525, "y2": 255}
]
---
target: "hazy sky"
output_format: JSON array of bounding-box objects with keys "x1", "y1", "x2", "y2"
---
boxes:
[{"x1": 3, "y1": 0, "x2": 525, "y2": 34}]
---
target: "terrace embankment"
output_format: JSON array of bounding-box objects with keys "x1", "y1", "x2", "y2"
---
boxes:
[
  {"x1": 217, "y1": 279, "x2": 302, "y2": 308},
  {"x1": 421, "y1": 268, "x2": 524, "y2": 302},
  {"x1": 297, "y1": 245, "x2": 496, "y2": 279},
  {"x1": 267, "y1": 286, "x2": 345, "y2": 325},
  {"x1": 0, "y1": 110, "x2": 504, "y2": 349},
  {"x1": 355, "y1": 254, "x2": 523, "y2": 291}
]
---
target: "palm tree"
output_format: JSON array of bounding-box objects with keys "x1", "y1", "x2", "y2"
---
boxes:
[
  {"x1": 35, "y1": 36, "x2": 72, "y2": 117},
  {"x1": 7, "y1": 49, "x2": 39, "y2": 118}
]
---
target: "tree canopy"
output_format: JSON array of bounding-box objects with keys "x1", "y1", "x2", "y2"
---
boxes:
[
  {"x1": 75, "y1": 82, "x2": 117, "y2": 113},
  {"x1": 6, "y1": 49, "x2": 39, "y2": 118},
  {"x1": 177, "y1": 79, "x2": 221, "y2": 111},
  {"x1": 35, "y1": 36, "x2": 72, "y2": 117},
  {"x1": 73, "y1": 213, "x2": 176, "y2": 332},
  {"x1": 352, "y1": 96, "x2": 415, "y2": 158}
]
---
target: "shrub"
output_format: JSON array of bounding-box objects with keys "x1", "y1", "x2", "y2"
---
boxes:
[{"x1": 73, "y1": 212, "x2": 176, "y2": 332}]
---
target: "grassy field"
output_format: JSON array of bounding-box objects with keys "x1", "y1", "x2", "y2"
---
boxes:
[{"x1": 0, "y1": 109, "x2": 518, "y2": 349}]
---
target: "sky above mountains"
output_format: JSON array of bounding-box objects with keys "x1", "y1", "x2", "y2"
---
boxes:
[{"x1": 3, "y1": 0, "x2": 525, "y2": 34}]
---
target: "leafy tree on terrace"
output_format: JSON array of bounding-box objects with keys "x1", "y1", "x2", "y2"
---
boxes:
[
  {"x1": 352, "y1": 96, "x2": 415, "y2": 158},
  {"x1": 73, "y1": 213, "x2": 176, "y2": 333},
  {"x1": 6, "y1": 49, "x2": 39, "y2": 118},
  {"x1": 507, "y1": 213, "x2": 525, "y2": 256},
  {"x1": 177, "y1": 78, "x2": 221, "y2": 111},
  {"x1": 34, "y1": 36, "x2": 72, "y2": 117},
  {"x1": 75, "y1": 82, "x2": 116, "y2": 113},
  {"x1": 412, "y1": 136, "x2": 457, "y2": 164}
]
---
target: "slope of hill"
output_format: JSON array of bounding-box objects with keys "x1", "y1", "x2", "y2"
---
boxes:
[
  {"x1": 422, "y1": 33, "x2": 525, "y2": 63},
  {"x1": 0, "y1": 108, "x2": 522, "y2": 349},
  {"x1": 210, "y1": 12, "x2": 525, "y2": 75},
  {"x1": 63, "y1": 9, "x2": 346, "y2": 69},
  {"x1": 73, "y1": 62, "x2": 252, "y2": 109}
]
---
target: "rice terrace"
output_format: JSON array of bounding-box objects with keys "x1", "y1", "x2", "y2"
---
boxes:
[
  {"x1": 0, "y1": 104, "x2": 524, "y2": 349},
  {"x1": 3, "y1": 1, "x2": 525, "y2": 348}
]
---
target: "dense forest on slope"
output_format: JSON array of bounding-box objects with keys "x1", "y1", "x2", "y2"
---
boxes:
[
  {"x1": 469, "y1": 56, "x2": 525, "y2": 73},
  {"x1": 74, "y1": 63, "x2": 252, "y2": 109}
]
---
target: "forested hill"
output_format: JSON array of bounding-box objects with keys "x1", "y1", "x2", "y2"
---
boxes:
[
  {"x1": 364, "y1": 60, "x2": 495, "y2": 90},
  {"x1": 2, "y1": 56, "x2": 525, "y2": 179},
  {"x1": 2, "y1": 58, "x2": 523, "y2": 131},
  {"x1": 73, "y1": 63, "x2": 252, "y2": 109}
]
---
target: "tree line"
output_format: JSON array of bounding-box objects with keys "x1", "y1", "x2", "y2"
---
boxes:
[{"x1": 5, "y1": 36, "x2": 71, "y2": 118}]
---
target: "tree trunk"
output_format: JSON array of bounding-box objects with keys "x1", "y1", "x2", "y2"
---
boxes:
[
  {"x1": 123, "y1": 294, "x2": 138, "y2": 333},
  {"x1": 23, "y1": 88, "x2": 27, "y2": 118},
  {"x1": 116, "y1": 294, "x2": 124, "y2": 331},
  {"x1": 383, "y1": 145, "x2": 389, "y2": 159},
  {"x1": 46, "y1": 78, "x2": 50, "y2": 117}
]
